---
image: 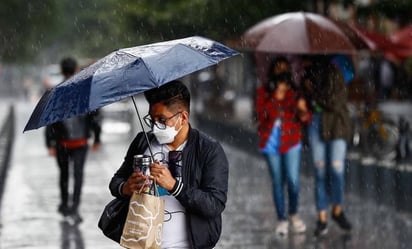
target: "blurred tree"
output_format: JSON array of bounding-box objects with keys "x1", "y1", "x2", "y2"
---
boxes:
[
  {"x1": 0, "y1": 0, "x2": 58, "y2": 62},
  {"x1": 0, "y1": 0, "x2": 128, "y2": 63},
  {"x1": 115, "y1": 0, "x2": 307, "y2": 43},
  {"x1": 0, "y1": 0, "x2": 310, "y2": 63},
  {"x1": 357, "y1": 0, "x2": 412, "y2": 27},
  {"x1": 52, "y1": 0, "x2": 128, "y2": 60}
]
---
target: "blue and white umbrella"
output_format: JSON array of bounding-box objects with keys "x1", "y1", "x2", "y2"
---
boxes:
[{"x1": 24, "y1": 36, "x2": 239, "y2": 131}]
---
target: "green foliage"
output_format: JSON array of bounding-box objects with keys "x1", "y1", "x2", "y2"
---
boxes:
[
  {"x1": 0, "y1": 0, "x2": 307, "y2": 63},
  {"x1": 122, "y1": 0, "x2": 307, "y2": 42},
  {"x1": 52, "y1": 0, "x2": 128, "y2": 59},
  {"x1": 357, "y1": 0, "x2": 412, "y2": 25},
  {"x1": 0, "y1": 0, "x2": 58, "y2": 62}
]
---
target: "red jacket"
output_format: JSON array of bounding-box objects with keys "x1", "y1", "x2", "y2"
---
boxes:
[{"x1": 256, "y1": 86, "x2": 309, "y2": 153}]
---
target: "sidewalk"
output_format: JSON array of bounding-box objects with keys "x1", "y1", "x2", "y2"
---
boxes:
[
  {"x1": 0, "y1": 102, "x2": 123, "y2": 249},
  {"x1": 0, "y1": 103, "x2": 11, "y2": 126},
  {"x1": 0, "y1": 100, "x2": 15, "y2": 209},
  {"x1": 0, "y1": 101, "x2": 411, "y2": 249}
]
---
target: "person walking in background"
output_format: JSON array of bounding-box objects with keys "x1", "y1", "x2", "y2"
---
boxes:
[
  {"x1": 45, "y1": 57, "x2": 102, "y2": 224},
  {"x1": 109, "y1": 80, "x2": 229, "y2": 248},
  {"x1": 304, "y1": 56, "x2": 352, "y2": 237},
  {"x1": 256, "y1": 61, "x2": 311, "y2": 237},
  {"x1": 377, "y1": 57, "x2": 395, "y2": 101}
]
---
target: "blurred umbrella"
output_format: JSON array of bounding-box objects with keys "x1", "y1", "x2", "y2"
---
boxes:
[
  {"x1": 356, "y1": 27, "x2": 412, "y2": 62},
  {"x1": 24, "y1": 36, "x2": 239, "y2": 132},
  {"x1": 354, "y1": 27, "x2": 397, "y2": 51},
  {"x1": 332, "y1": 21, "x2": 375, "y2": 51},
  {"x1": 242, "y1": 12, "x2": 357, "y2": 54},
  {"x1": 390, "y1": 25, "x2": 412, "y2": 48},
  {"x1": 388, "y1": 26, "x2": 412, "y2": 61}
]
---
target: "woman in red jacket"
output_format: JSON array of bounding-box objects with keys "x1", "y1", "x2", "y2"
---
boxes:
[{"x1": 256, "y1": 71, "x2": 310, "y2": 237}]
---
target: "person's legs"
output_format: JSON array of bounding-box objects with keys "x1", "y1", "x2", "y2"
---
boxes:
[
  {"x1": 329, "y1": 139, "x2": 352, "y2": 231},
  {"x1": 284, "y1": 145, "x2": 301, "y2": 216},
  {"x1": 264, "y1": 153, "x2": 290, "y2": 236},
  {"x1": 308, "y1": 114, "x2": 328, "y2": 213},
  {"x1": 264, "y1": 153, "x2": 286, "y2": 221},
  {"x1": 329, "y1": 139, "x2": 346, "y2": 207},
  {"x1": 284, "y1": 144, "x2": 306, "y2": 233},
  {"x1": 56, "y1": 145, "x2": 70, "y2": 215},
  {"x1": 71, "y1": 145, "x2": 88, "y2": 216},
  {"x1": 308, "y1": 114, "x2": 328, "y2": 236}
]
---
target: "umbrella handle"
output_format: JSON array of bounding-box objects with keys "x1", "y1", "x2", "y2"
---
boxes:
[{"x1": 131, "y1": 96, "x2": 155, "y2": 162}]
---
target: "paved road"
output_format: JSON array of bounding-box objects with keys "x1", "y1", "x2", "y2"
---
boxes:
[{"x1": 0, "y1": 101, "x2": 411, "y2": 249}]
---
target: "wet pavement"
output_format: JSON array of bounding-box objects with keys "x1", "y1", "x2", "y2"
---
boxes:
[{"x1": 0, "y1": 100, "x2": 411, "y2": 249}]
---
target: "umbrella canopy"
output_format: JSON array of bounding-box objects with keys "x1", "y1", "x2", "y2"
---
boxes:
[
  {"x1": 242, "y1": 12, "x2": 356, "y2": 54},
  {"x1": 355, "y1": 28, "x2": 412, "y2": 61},
  {"x1": 355, "y1": 27, "x2": 398, "y2": 51},
  {"x1": 332, "y1": 21, "x2": 375, "y2": 51},
  {"x1": 388, "y1": 26, "x2": 412, "y2": 61},
  {"x1": 24, "y1": 36, "x2": 239, "y2": 131},
  {"x1": 391, "y1": 25, "x2": 412, "y2": 48}
]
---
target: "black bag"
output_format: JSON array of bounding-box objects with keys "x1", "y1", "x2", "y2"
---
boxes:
[{"x1": 98, "y1": 197, "x2": 129, "y2": 243}]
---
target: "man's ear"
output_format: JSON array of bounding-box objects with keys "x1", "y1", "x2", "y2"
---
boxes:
[{"x1": 181, "y1": 111, "x2": 189, "y2": 125}]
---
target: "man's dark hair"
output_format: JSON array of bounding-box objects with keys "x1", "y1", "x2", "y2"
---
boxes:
[
  {"x1": 60, "y1": 57, "x2": 78, "y2": 77},
  {"x1": 144, "y1": 80, "x2": 190, "y2": 112}
]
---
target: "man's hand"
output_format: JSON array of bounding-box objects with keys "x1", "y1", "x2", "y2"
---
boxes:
[
  {"x1": 297, "y1": 97, "x2": 308, "y2": 112},
  {"x1": 91, "y1": 143, "x2": 100, "y2": 151},
  {"x1": 297, "y1": 97, "x2": 310, "y2": 122},
  {"x1": 122, "y1": 172, "x2": 149, "y2": 196},
  {"x1": 150, "y1": 162, "x2": 176, "y2": 191}
]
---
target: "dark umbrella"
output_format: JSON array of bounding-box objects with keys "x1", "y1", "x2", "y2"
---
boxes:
[
  {"x1": 24, "y1": 36, "x2": 239, "y2": 132},
  {"x1": 354, "y1": 27, "x2": 398, "y2": 51},
  {"x1": 332, "y1": 21, "x2": 374, "y2": 51},
  {"x1": 388, "y1": 26, "x2": 412, "y2": 61},
  {"x1": 355, "y1": 27, "x2": 412, "y2": 61},
  {"x1": 391, "y1": 25, "x2": 412, "y2": 48},
  {"x1": 242, "y1": 12, "x2": 356, "y2": 54}
]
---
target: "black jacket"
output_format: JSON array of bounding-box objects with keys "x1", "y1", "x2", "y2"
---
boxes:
[
  {"x1": 45, "y1": 110, "x2": 102, "y2": 147},
  {"x1": 109, "y1": 127, "x2": 229, "y2": 249}
]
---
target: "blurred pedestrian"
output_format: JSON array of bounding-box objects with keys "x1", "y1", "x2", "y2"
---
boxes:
[
  {"x1": 256, "y1": 62, "x2": 311, "y2": 236},
  {"x1": 45, "y1": 57, "x2": 102, "y2": 223},
  {"x1": 305, "y1": 56, "x2": 352, "y2": 237},
  {"x1": 377, "y1": 58, "x2": 395, "y2": 100},
  {"x1": 108, "y1": 80, "x2": 229, "y2": 248},
  {"x1": 396, "y1": 116, "x2": 411, "y2": 162}
]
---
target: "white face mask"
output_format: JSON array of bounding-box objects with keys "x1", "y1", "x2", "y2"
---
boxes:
[{"x1": 152, "y1": 116, "x2": 182, "y2": 144}]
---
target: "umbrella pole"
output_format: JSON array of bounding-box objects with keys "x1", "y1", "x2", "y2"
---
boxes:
[{"x1": 131, "y1": 96, "x2": 155, "y2": 161}]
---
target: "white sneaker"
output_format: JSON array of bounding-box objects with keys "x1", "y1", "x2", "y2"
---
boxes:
[
  {"x1": 290, "y1": 215, "x2": 307, "y2": 233},
  {"x1": 275, "y1": 221, "x2": 289, "y2": 237}
]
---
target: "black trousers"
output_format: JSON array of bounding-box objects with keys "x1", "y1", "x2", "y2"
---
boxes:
[{"x1": 55, "y1": 145, "x2": 88, "y2": 211}]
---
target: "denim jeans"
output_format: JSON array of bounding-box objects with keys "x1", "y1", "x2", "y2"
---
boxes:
[
  {"x1": 263, "y1": 144, "x2": 302, "y2": 221},
  {"x1": 308, "y1": 114, "x2": 347, "y2": 211}
]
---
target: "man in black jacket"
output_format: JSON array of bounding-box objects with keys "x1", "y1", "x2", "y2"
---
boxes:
[
  {"x1": 45, "y1": 57, "x2": 102, "y2": 223},
  {"x1": 109, "y1": 80, "x2": 229, "y2": 249}
]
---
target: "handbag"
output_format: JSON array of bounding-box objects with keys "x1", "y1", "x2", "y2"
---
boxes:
[
  {"x1": 120, "y1": 181, "x2": 165, "y2": 249},
  {"x1": 98, "y1": 197, "x2": 130, "y2": 243},
  {"x1": 261, "y1": 118, "x2": 282, "y2": 154}
]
